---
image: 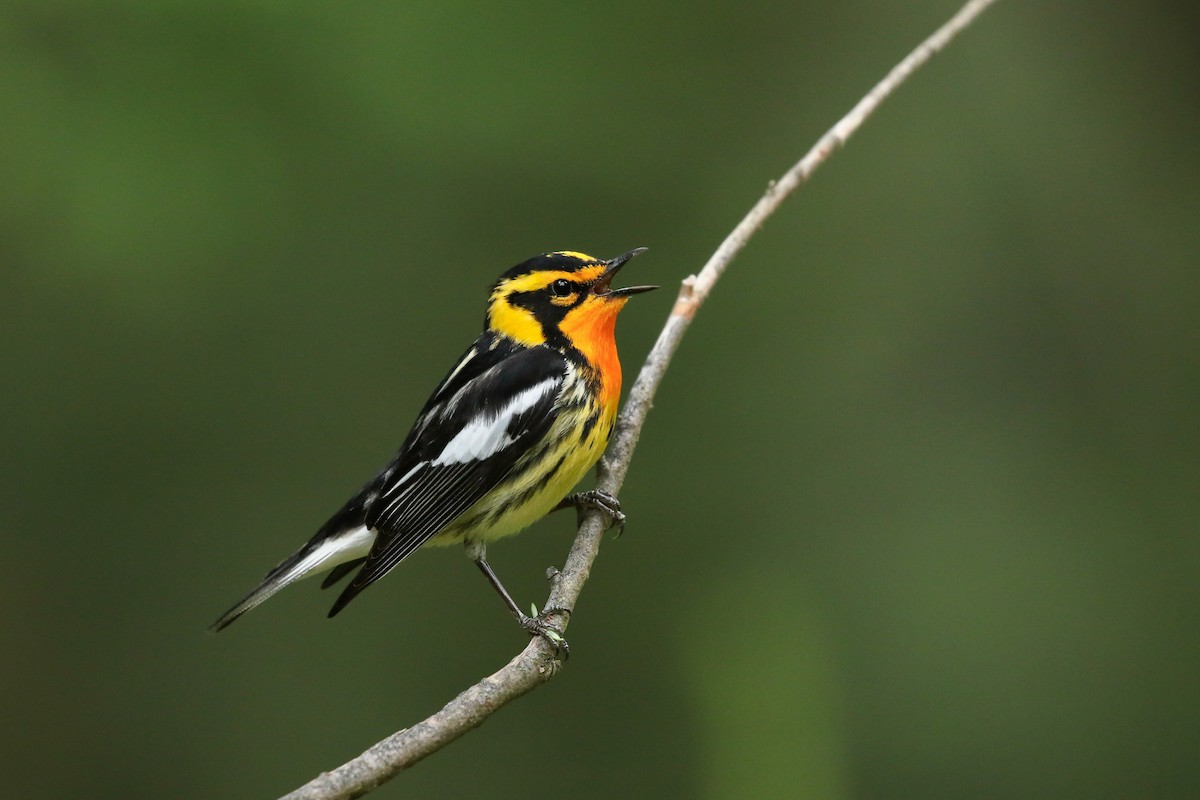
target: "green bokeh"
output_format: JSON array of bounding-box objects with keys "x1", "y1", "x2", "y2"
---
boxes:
[{"x1": 3, "y1": 2, "x2": 1197, "y2": 798}]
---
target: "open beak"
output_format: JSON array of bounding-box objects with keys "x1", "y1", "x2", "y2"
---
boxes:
[{"x1": 593, "y1": 247, "x2": 658, "y2": 298}]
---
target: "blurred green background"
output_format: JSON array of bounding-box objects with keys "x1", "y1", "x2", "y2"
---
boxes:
[{"x1": 3, "y1": 1, "x2": 1198, "y2": 797}]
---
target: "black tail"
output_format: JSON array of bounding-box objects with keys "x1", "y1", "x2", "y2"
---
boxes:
[
  {"x1": 208, "y1": 547, "x2": 312, "y2": 632},
  {"x1": 209, "y1": 483, "x2": 379, "y2": 632}
]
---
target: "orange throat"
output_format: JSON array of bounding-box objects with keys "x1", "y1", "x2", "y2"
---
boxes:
[{"x1": 560, "y1": 298, "x2": 626, "y2": 407}]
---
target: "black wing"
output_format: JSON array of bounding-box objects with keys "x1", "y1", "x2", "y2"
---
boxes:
[{"x1": 327, "y1": 340, "x2": 568, "y2": 616}]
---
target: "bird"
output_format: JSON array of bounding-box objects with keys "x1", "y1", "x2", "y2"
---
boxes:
[{"x1": 210, "y1": 248, "x2": 656, "y2": 653}]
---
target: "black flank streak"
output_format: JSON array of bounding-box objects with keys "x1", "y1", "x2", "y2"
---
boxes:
[
  {"x1": 579, "y1": 409, "x2": 599, "y2": 442},
  {"x1": 507, "y1": 452, "x2": 571, "y2": 513},
  {"x1": 533, "y1": 452, "x2": 570, "y2": 493},
  {"x1": 454, "y1": 511, "x2": 486, "y2": 533},
  {"x1": 487, "y1": 501, "x2": 512, "y2": 527}
]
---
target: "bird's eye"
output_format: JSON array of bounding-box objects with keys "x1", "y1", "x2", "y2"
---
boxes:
[{"x1": 551, "y1": 279, "x2": 573, "y2": 297}]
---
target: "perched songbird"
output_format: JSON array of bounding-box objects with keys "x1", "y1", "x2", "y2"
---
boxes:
[{"x1": 210, "y1": 249, "x2": 656, "y2": 651}]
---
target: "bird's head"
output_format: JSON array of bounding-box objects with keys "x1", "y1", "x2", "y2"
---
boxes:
[{"x1": 486, "y1": 248, "x2": 656, "y2": 350}]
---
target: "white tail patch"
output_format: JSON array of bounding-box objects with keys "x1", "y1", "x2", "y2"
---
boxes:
[
  {"x1": 286, "y1": 525, "x2": 375, "y2": 584},
  {"x1": 210, "y1": 525, "x2": 376, "y2": 630}
]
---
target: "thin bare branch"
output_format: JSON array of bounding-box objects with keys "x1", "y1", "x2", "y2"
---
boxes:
[{"x1": 280, "y1": 1, "x2": 999, "y2": 797}]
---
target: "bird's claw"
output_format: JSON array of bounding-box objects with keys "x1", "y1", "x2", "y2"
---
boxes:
[
  {"x1": 559, "y1": 489, "x2": 626, "y2": 535},
  {"x1": 521, "y1": 606, "x2": 572, "y2": 659}
]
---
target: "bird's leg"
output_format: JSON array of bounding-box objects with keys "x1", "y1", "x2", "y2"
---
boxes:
[
  {"x1": 468, "y1": 541, "x2": 570, "y2": 658},
  {"x1": 553, "y1": 489, "x2": 626, "y2": 534}
]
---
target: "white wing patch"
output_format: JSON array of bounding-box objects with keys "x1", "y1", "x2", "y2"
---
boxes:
[{"x1": 432, "y1": 378, "x2": 558, "y2": 466}]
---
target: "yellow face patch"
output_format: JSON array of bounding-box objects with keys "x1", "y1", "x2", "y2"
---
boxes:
[
  {"x1": 550, "y1": 292, "x2": 580, "y2": 307},
  {"x1": 571, "y1": 264, "x2": 608, "y2": 284},
  {"x1": 487, "y1": 298, "x2": 544, "y2": 346}
]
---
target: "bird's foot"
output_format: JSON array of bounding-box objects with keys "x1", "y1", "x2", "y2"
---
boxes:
[
  {"x1": 521, "y1": 605, "x2": 572, "y2": 659},
  {"x1": 556, "y1": 489, "x2": 626, "y2": 535}
]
